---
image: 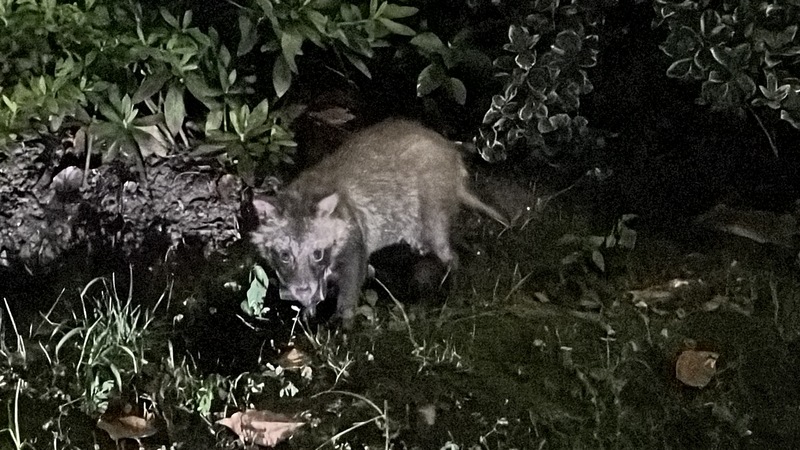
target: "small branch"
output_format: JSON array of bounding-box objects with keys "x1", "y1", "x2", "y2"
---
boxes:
[
  {"x1": 82, "y1": 129, "x2": 92, "y2": 189},
  {"x1": 748, "y1": 105, "x2": 778, "y2": 158}
]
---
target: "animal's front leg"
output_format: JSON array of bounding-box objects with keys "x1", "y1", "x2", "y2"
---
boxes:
[{"x1": 333, "y1": 241, "x2": 368, "y2": 329}]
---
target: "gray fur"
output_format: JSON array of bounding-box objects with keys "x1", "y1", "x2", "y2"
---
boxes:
[{"x1": 250, "y1": 119, "x2": 507, "y2": 327}]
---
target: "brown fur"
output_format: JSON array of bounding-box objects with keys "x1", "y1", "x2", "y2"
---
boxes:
[{"x1": 251, "y1": 119, "x2": 507, "y2": 327}]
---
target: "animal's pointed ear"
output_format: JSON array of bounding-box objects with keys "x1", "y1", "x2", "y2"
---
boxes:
[
  {"x1": 252, "y1": 196, "x2": 280, "y2": 221},
  {"x1": 316, "y1": 193, "x2": 340, "y2": 217}
]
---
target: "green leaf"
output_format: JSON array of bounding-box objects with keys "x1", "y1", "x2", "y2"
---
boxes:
[
  {"x1": 164, "y1": 84, "x2": 185, "y2": 137},
  {"x1": 299, "y1": 23, "x2": 324, "y2": 48},
  {"x1": 187, "y1": 28, "x2": 212, "y2": 47},
  {"x1": 340, "y1": 4, "x2": 361, "y2": 22},
  {"x1": 219, "y1": 44, "x2": 232, "y2": 68},
  {"x1": 281, "y1": 28, "x2": 304, "y2": 73},
  {"x1": 132, "y1": 113, "x2": 165, "y2": 127},
  {"x1": 97, "y1": 101, "x2": 123, "y2": 124},
  {"x1": 417, "y1": 63, "x2": 444, "y2": 96},
  {"x1": 553, "y1": 30, "x2": 581, "y2": 54},
  {"x1": 734, "y1": 72, "x2": 756, "y2": 97},
  {"x1": 205, "y1": 108, "x2": 224, "y2": 132},
  {"x1": 237, "y1": 14, "x2": 258, "y2": 56},
  {"x1": 306, "y1": 10, "x2": 328, "y2": 33},
  {"x1": 192, "y1": 143, "x2": 227, "y2": 156},
  {"x1": 410, "y1": 32, "x2": 445, "y2": 55},
  {"x1": 132, "y1": 69, "x2": 170, "y2": 104},
  {"x1": 230, "y1": 106, "x2": 246, "y2": 136},
  {"x1": 160, "y1": 8, "x2": 179, "y2": 28},
  {"x1": 254, "y1": 0, "x2": 274, "y2": 16},
  {"x1": 182, "y1": 10, "x2": 193, "y2": 28},
  {"x1": 666, "y1": 58, "x2": 693, "y2": 79},
  {"x1": 131, "y1": 125, "x2": 169, "y2": 157},
  {"x1": 659, "y1": 25, "x2": 701, "y2": 58},
  {"x1": 185, "y1": 73, "x2": 223, "y2": 108},
  {"x1": 2, "y1": 95, "x2": 17, "y2": 112},
  {"x1": 780, "y1": 108, "x2": 800, "y2": 129},
  {"x1": 381, "y1": 4, "x2": 418, "y2": 19},
  {"x1": 228, "y1": 69, "x2": 238, "y2": 88},
  {"x1": 273, "y1": 56, "x2": 292, "y2": 97},
  {"x1": 344, "y1": 53, "x2": 371, "y2": 78},
  {"x1": 249, "y1": 142, "x2": 267, "y2": 157},
  {"x1": 446, "y1": 77, "x2": 467, "y2": 105},
  {"x1": 247, "y1": 98, "x2": 270, "y2": 131},
  {"x1": 378, "y1": 17, "x2": 416, "y2": 36},
  {"x1": 591, "y1": 250, "x2": 605, "y2": 272}
]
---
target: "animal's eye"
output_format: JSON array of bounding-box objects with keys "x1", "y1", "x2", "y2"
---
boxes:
[
  {"x1": 312, "y1": 249, "x2": 324, "y2": 262},
  {"x1": 278, "y1": 250, "x2": 292, "y2": 263}
]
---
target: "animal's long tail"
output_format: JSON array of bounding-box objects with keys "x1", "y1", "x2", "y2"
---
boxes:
[{"x1": 459, "y1": 189, "x2": 509, "y2": 228}]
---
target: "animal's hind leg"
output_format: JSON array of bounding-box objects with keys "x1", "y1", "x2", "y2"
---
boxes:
[{"x1": 425, "y1": 214, "x2": 458, "y2": 284}]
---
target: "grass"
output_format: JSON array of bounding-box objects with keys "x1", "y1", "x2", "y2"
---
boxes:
[{"x1": 2, "y1": 205, "x2": 800, "y2": 449}]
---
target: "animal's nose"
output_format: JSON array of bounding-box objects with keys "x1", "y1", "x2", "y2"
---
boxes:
[{"x1": 292, "y1": 285, "x2": 313, "y2": 295}]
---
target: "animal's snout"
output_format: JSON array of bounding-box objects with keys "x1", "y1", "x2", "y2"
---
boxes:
[{"x1": 291, "y1": 284, "x2": 314, "y2": 296}]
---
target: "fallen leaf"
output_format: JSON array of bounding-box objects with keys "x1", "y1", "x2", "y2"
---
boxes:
[
  {"x1": 277, "y1": 347, "x2": 311, "y2": 370},
  {"x1": 97, "y1": 412, "x2": 158, "y2": 447},
  {"x1": 51, "y1": 166, "x2": 83, "y2": 192},
  {"x1": 696, "y1": 204, "x2": 798, "y2": 247},
  {"x1": 217, "y1": 409, "x2": 305, "y2": 447},
  {"x1": 676, "y1": 349, "x2": 719, "y2": 388},
  {"x1": 308, "y1": 107, "x2": 355, "y2": 125},
  {"x1": 417, "y1": 404, "x2": 436, "y2": 426}
]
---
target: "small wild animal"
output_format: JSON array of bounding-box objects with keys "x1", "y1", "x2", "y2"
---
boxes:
[{"x1": 250, "y1": 119, "x2": 507, "y2": 327}]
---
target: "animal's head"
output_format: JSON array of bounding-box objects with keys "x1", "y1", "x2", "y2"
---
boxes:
[{"x1": 250, "y1": 192, "x2": 349, "y2": 317}]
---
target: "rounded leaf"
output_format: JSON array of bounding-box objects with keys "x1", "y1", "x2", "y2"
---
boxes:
[
  {"x1": 553, "y1": 30, "x2": 581, "y2": 55},
  {"x1": 515, "y1": 52, "x2": 536, "y2": 70},
  {"x1": 780, "y1": 108, "x2": 800, "y2": 129},
  {"x1": 52, "y1": 166, "x2": 84, "y2": 192},
  {"x1": 660, "y1": 26, "x2": 701, "y2": 58},
  {"x1": 446, "y1": 78, "x2": 466, "y2": 105},
  {"x1": 417, "y1": 64, "x2": 444, "y2": 96},
  {"x1": 666, "y1": 58, "x2": 694, "y2": 79},
  {"x1": 734, "y1": 72, "x2": 756, "y2": 97},
  {"x1": 410, "y1": 32, "x2": 446, "y2": 55}
]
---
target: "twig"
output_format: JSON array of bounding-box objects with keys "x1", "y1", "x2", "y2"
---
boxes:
[
  {"x1": 82, "y1": 129, "x2": 92, "y2": 189},
  {"x1": 748, "y1": 105, "x2": 778, "y2": 157}
]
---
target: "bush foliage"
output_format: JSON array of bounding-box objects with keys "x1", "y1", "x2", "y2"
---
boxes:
[
  {"x1": 654, "y1": 0, "x2": 800, "y2": 133},
  {"x1": 2, "y1": 0, "x2": 798, "y2": 175},
  {"x1": 0, "y1": 0, "x2": 435, "y2": 183}
]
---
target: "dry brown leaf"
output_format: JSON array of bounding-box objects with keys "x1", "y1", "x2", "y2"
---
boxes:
[
  {"x1": 97, "y1": 413, "x2": 158, "y2": 445},
  {"x1": 696, "y1": 204, "x2": 797, "y2": 248},
  {"x1": 417, "y1": 404, "x2": 436, "y2": 426},
  {"x1": 277, "y1": 347, "x2": 311, "y2": 370},
  {"x1": 307, "y1": 107, "x2": 355, "y2": 125},
  {"x1": 676, "y1": 349, "x2": 719, "y2": 388},
  {"x1": 217, "y1": 409, "x2": 305, "y2": 447},
  {"x1": 628, "y1": 279, "x2": 694, "y2": 306}
]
